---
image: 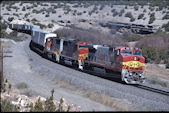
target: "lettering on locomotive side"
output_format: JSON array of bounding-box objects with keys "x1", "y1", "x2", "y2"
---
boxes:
[{"x1": 122, "y1": 61, "x2": 144, "y2": 68}]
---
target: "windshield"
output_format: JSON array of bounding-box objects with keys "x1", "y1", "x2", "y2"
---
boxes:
[
  {"x1": 133, "y1": 51, "x2": 141, "y2": 55},
  {"x1": 121, "y1": 50, "x2": 132, "y2": 55},
  {"x1": 79, "y1": 45, "x2": 87, "y2": 48}
]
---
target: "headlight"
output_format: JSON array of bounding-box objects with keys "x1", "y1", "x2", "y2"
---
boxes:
[{"x1": 129, "y1": 72, "x2": 132, "y2": 75}]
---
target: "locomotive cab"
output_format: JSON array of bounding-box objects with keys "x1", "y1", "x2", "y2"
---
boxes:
[{"x1": 119, "y1": 47, "x2": 146, "y2": 84}]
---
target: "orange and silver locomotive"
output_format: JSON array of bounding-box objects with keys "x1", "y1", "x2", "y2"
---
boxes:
[{"x1": 83, "y1": 45, "x2": 145, "y2": 84}]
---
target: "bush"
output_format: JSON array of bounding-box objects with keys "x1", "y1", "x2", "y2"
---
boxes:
[
  {"x1": 48, "y1": 24, "x2": 54, "y2": 28},
  {"x1": 22, "y1": 6, "x2": 26, "y2": 11},
  {"x1": 1, "y1": 99, "x2": 19, "y2": 112},
  {"x1": 45, "y1": 14, "x2": 50, "y2": 17},
  {"x1": 130, "y1": 17, "x2": 135, "y2": 22},
  {"x1": 125, "y1": 12, "x2": 133, "y2": 18},
  {"x1": 119, "y1": 9, "x2": 125, "y2": 16},
  {"x1": 138, "y1": 13, "x2": 144, "y2": 19},
  {"x1": 29, "y1": 89, "x2": 71, "y2": 112},
  {"x1": 162, "y1": 22, "x2": 169, "y2": 32},
  {"x1": 113, "y1": 11, "x2": 118, "y2": 17},
  {"x1": 32, "y1": 9, "x2": 38, "y2": 13},
  {"x1": 149, "y1": 13, "x2": 155, "y2": 24},
  {"x1": 134, "y1": 5, "x2": 139, "y2": 11},
  {"x1": 142, "y1": 46, "x2": 158, "y2": 63},
  {"x1": 8, "y1": 17, "x2": 14, "y2": 22},
  {"x1": 13, "y1": 13, "x2": 19, "y2": 17}
]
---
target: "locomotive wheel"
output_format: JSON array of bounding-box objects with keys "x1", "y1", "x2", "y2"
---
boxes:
[
  {"x1": 59, "y1": 57, "x2": 65, "y2": 65},
  {"x1": 42, "y1": 52, "x2": 47, "y2": 58},
  {"x1": 72, "y1": 61, "x2": 78, "y2": 69}
]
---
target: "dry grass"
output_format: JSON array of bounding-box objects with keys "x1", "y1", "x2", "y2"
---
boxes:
[
  {"x1": 83, "y1": 90, "x2": 131, "y2": 111},
  {"x1": 146, "y1": 75, "x2": 169, "y2": 88},
  {"x1": 15, "y1": 82, "x2": 28, "y2": 89},
  {"x1": 52, "y1": 76, "x2": 131, "y2": 111}
]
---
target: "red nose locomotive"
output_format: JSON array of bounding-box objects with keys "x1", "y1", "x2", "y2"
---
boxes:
[{"x1": 83, "y1": 45, "x2": 145, "y2": 84}]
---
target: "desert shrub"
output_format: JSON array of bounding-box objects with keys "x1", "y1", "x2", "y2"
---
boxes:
[
  {"x1": 16, "y1": 82, "x2": 28, "y2": 89},
  {"x1": 22, "y1": 6, "x2": 26, "y2": 11},
  {"x1": 32, "y1": 9, "x2": 38, "y2": 13},
  {"x1": 77, "y1": 12, "x2": 82, "y2": 15},
  {"x1": 45, "y1": 14, "x2": 50, "y2": 17},
  {"x1": 99, "y1": 4, "x2": 104, "y2": 10},
  {"x1": 143, "y1": 9, "x2": 146, "y2": 12},
  {"x1": 33, "y1": 22, "x2": 47, "y2": 29},
  {"x1": 138, "y1": 13, "x2": 144, "y2": 19},
  {"x1": 142, "y1": 46, "x2": 158, "y2": 63},
  {"x1": 0, "y1": 21, "x2": 8, "y2": 30},
  {"x1": 25, "y1": 13, "x2": 30, "y2": 18},
  {"x1": 113, "y1": 11, "x2": 118, "y2": 17},
  {"x1": 8, "y1": 17, "x2": 14, "y2": 22},
  {"x1": 1, "y1": 99, "x2": 19, "y2": 112},
  {"x1": 31, "y1": 18, "x2": 38, "y2": 22},
  {"x1": 162, "y1": 22, "x2": 169, "y2": 32},
  {"x1": 48, "y1": 24, "x2": 54, "y2": 28},
  {"x1": 119, "y1": 9, "x2": 125, "y2": 16},
  {"x1": 134, "y1": 5, "x2": 139, "y2": 11},
  {"x1": 123, "y1": 34, "x2": 143, "y2": 42},
  {"x1": 13, "y1": 13, "x2": 19, "y2": 17},
  {"x1": 149, "y1": 13, "x2": 155, "y2": 24},
  {"x1": 125, "y1": 12, "x2": 133, "y2": 18},
  {"x1": 6, "y1": 6, "x2": 11, "y2": 11},
  {"x1": 149, "y1": 6, "x2": 154, "y2": 11},
  {"x1": 52, "y1": 10, "x2": 56, "y2": 14},
  {"x1": 3, "y1": 13, "x2": 10, "y2": 15},
  {"x1": 130, "y1": 17, "x2": 135, "y2": 22}
]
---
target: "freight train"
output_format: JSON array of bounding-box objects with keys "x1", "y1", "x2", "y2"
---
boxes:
[{"x1": 8, "y1": 22, "x2": 146, "y2": 84}]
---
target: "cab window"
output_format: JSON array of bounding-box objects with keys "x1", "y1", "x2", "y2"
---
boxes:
[
  {"x1": 133, "y1": 51, "x2": 141, "y2": 55},
  {"x1": 121, "y1": 50, "x2": 132, "y2": 55}
]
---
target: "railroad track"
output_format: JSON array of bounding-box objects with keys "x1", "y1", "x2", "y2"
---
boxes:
[
  {"x1": 83, "y1": 69, "x2": 169, "y2": 96},
  {"x1": 135, "y1": 85, "x2": 169, "y2": 96}
]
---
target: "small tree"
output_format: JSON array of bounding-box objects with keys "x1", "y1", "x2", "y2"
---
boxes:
[
  {"x1": 33, "y1": 98, "x2": 44, "y2": 112},
  {"x1": 44, "y1": 89, "x2": 56, "y2": 112},
  {"x1": 142, "y1": 46, "x2": 158, "y2": 63}
]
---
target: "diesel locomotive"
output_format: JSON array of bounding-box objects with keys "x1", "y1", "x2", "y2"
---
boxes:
[{"x1": 8, "y1": 22, "x2": 146, "y2": 84}]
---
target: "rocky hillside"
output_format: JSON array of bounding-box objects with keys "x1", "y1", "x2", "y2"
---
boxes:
[{"x1": 1, "y1": 1, "x2": 169, "y2": 33}]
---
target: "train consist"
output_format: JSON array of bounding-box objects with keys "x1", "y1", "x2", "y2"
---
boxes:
[{"x1": 8, "y1": 22, "x2": 146, "y2": 84}]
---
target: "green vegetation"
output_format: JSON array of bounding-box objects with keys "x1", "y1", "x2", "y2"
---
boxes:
[
  {"x1": 138, "y1": 13, "x2": 144, "y2": 19},
  {"x1": 149, "y1": 13, "x2": 155, "y2": 24},
  {"x1": 125, "y1": 12, "x2": 135, "y2": 22},
  {"x1": 162, "y1": 22, "x2": 169, "y2": 32},
  {"x1": 1, "y1": 99, "x2": 19, "y2": 112},
  {"x1": 29, "y1": 89, "x2": 71, "y2": 112},
  {"x1": 142, "y1": 46, "x2": 158, "y2": 63},
  {"x1": 48, "y1": 23, "x2": 54, "y2": 28},
  {"x1": 134, "y1": 5, "x2": 139, "y2": 11},
  {"x1": 8, "y1": 17, "x2": 14, "y2": 22}
]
